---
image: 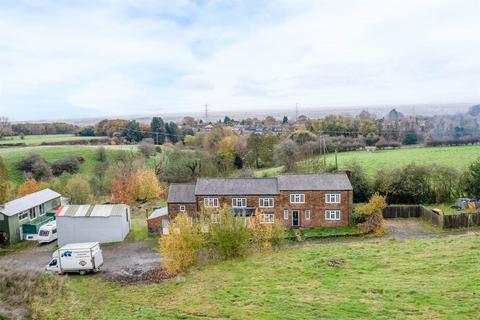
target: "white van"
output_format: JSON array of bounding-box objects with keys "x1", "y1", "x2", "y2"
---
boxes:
[
  {"x1": 46, "y1": 242, "x2": 104, "y2": 275},
  {"x1": 37, "y1": 220, "x2": 58, "y2": 244}
]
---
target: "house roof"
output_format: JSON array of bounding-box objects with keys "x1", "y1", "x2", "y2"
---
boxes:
[
  {"x1": 195, "y1": 178, "x2": 278, "y2": 196},
  {"x1": 167, "y1": 184, "x2": 196, "y2": 203},
  {"x1": 0, "y1": 188, "x2": 61, "y2": 217},
  {"x1": 56, "y1": 204, "x2": 129, "y2": 218},
  {"x1": 148, "y1": 207, "x2": 168, "y2": 220},
  {"x1": 277, "y1": 173, "x2": 353, "y2": 191}
]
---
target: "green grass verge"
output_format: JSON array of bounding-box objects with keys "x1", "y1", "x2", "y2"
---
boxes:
[
  {"x1": 256, "y1": 145, "x2": 480, "y2": 177},
  {"x1": 0, "y1": 134, "x2": 107, "y2": 146},
  {"x1": 287, "y1": 226, "x2": 360, "y2": 240},
  {"x1": 0, "y1": 241, "x2": 35, "y2": 256},
  {"x1": 37, "y1": 235, "x2": 480, "y2": 319}
]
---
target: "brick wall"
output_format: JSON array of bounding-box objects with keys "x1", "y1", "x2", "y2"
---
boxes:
[
  {"x1": 147, "y1": 216, "x2": 163, "y2": 234},
  {"x1": 167, "y1": 203, "x2": 198, "y2": 220}
]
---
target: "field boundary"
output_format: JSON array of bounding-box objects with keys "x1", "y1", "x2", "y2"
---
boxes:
[{"x1": 383, "y1": 205, "x2": 480, "y2": 228}]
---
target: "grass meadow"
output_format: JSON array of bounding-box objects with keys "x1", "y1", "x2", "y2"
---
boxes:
[
  {"x1": 256, "y1": 145, "x2": 480, "y2": 177},
  {"x1": 0, "y1": 145, "x2": 129, "y2": 184},
  {"x1": 0, "y1": 134, "x2": 107, "y2": 146},
  {"x1": 37, "y1": 234, "x2": 480, "y2": 319}
]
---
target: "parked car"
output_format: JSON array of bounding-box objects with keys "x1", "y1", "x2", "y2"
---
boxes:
[
  {"x1": 37, "y1": 220, "x2": 58, "y2": 244},
  {"x1": 46, "y1": 242, "x2": 104, "y2": 275}
]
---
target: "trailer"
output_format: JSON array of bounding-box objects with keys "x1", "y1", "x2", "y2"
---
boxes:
[
  {"x1": 37, "y1": 220, "x2": 57, "y2": 244},
  {"x1": 46, "y1": 242, "x2": 104, "y2": 275}
]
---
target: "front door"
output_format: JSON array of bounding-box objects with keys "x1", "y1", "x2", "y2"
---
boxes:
[{"x1": 292, "y1": 210, "x2": 299, "y2": 227}]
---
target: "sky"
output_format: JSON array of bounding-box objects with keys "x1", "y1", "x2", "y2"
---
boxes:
[{"x1": 0, "y1": 0, "x2": 479, "y2": 121}]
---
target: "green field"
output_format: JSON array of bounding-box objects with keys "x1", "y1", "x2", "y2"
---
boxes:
[
  {"x1": 0, "y1": 146, "x2": 129, "y2": 184},
  {"x1": 256, "y1": 145, "x2": 480, "y2": 177},
  {"x1": 37, "y1": 235, "x2": 480, "y2": 319},
  {"x1": 0, "y1": 134, "x2": 107, "y2": 146}
]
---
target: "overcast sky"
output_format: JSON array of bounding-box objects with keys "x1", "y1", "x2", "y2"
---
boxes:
[{"x1": 0, "y1": 0, "x2": 479, "y2": 121}]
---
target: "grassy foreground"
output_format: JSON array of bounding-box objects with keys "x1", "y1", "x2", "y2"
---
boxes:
[
  {"x1": 0, "y1": 134, "x2": 107, "y2": 146},
  {"x1": 256, "y1": 145, "x2": 480, "y2": 177},
  {"x1": 39, "y1": 235, "x2": 480, "y2": 319}
]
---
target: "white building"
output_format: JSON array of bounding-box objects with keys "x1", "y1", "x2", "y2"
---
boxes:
[{"x1": 56, "y1": 204, "x2": 131, "y2": 246}]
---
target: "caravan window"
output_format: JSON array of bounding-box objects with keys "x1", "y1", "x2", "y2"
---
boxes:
[
  {"x1": 126, "y1": 209, "x2": 129, "y2": 222},
  {"x1": 52, "y1": 228, "x2": 57, "y2": 234},
  {"x1": 18, "y1": 211, "x2": 29, "y2": 221}
]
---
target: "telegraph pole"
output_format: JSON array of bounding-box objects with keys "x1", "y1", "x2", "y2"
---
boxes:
[
  {"x1": 205, "y1": 103, "x2": 209, "y2": 123},
  {"x1": 295, "y1": 103, "x2": 299, "y2": 121}
]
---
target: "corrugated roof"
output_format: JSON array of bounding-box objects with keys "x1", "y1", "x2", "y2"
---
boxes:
[
  {"x1": 0, "y1": 188, "x2": 61, "y2": 217},
  {"x1": 167, "y1": 184, "x2": 196, "y2": 203},
  {"x1": 195, "y1": 178, "x2": 278, "y2": 196},
  {"x1": 277, "y1": 173, "x2": 353, "y2": 191},
  {"x1": 57, "y1": 204, "x2": 129, "y2": 218}
]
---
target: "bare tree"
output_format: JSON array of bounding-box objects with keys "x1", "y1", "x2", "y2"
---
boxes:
[{"x1": 0, "y1": 117, "x2": 11, "y2": 138}]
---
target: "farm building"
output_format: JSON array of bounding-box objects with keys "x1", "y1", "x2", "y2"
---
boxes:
[
  {"x1": 147, "y1": 207, "x2": 168, "y2": 235},
  {"x1": 0, "y1": 189, "x2": 61, "y2": 244},
  {"x1": 56, "y1": 204, "x2": 131, "y2": 246}
]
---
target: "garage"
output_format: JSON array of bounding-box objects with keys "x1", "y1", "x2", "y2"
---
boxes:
[{"x1": 56, "y1": 204, "x2": 131, "y2": 246}]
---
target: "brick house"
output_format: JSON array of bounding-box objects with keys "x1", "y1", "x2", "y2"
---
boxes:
[{"x1": 165, "y1": 173, "x2": 353, "y2": 229}]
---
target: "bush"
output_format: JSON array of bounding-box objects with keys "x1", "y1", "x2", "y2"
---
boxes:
[
  {"x1": 344, "y1": 161, "x2": 371, "y2": 203},
  {"x1": 207, "y1": 207, "x2": 252, "y2": 259},
  {"x1": 356, "y1": 193, "x2": 387, "y2": 235},
  {"x1": 96, "y1": 146, "x2": 108, "y2": 162},
  {"x1": 17, "y1": 154, "x2": 52, "y2": 181},
  {"x1": 464, "y1": 158, "x2": 480, "y2": 198},
  {"x1": 51, "y1": 156, "x2": 80, "y2": 176},
  {"x1": 160, "y1": 214, "x2": 204, "y2": 275},
  {"x1": 17, "y1": 178, "x2": 41, "y2": 197},
  {"x1": 65, "y1": 176, "x2": 92, "y2": 204},
  {"x1": 138, "y1": 140, "x2": 157, "y2": 157}
]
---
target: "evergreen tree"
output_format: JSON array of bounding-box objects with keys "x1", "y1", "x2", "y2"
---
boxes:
[
  {"x1": 165, "y1": 122, "x2": 181, "y2": 144},
  {"x1": 403, "y1": 129, "x2": 418, "y2": 145},
  {"x1": 150, "y1": 117, "x2": 165, "y2": 145},
  {"x1": 282, "y1": 116, "x2": 288, "y2": 124},
  {"x1": 126, "y1": 120, "x2": 143, "y2": 143}
]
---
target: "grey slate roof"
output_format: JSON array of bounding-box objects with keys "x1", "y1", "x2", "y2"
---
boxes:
[
  {"x1": 277, "y1": 173, "x2": 353, "y2": 191},
  {"x1": 167, "y1": 184, "x2": 197, "y2": 203},
  {"x1": 0, "y1": 188, "x2": 61, "y2": 217},
  {"x1": 195, "y1": 178, "x2": 278, "y2": 196}
]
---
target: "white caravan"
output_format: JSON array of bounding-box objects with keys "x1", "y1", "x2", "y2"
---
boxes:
[
  {"x1": 37, "y1": 220, "x2": 58, "y2": 244},
  {"x1": 46, "y1": 242, "x2": 104, "y2": 275}
]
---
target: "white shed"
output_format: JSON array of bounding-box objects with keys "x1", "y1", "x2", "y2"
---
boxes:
[{"x1": 56, "y1": 204, "x2": 131, "y2": 246}]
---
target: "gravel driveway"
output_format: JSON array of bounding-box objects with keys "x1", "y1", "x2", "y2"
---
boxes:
[{"x1": 0, "y1": 240, "x2": 161, "y2": 281}]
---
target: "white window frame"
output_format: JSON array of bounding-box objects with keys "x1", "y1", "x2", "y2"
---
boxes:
[
  {"x1": 179, "y1": 205, "x2": 186, "y2": 212},
  {"x1": 204, "y1": 197, "x2": 218, "y2": 208},
  {"x1": 325, "y1": 210, "x2": 341, "y2": 221},
  {"x1": 39, "y1": 203, "x2": 45, "y2": 215},
  {"x1": 290, "y1": 194, "x2": 305, "y2": 204},
  {"x1": 18, "y1": 210, "x2": 29, "y2": 221},
  {"x1": 211, "y1": 213, "x2": 220, "y2": 224},
  {"x1": 259, "y1": 197, "x2": 274, "y2": 208},
  {"x1": 305, "y1": 209, "x2": 311, "y2": 220},
  {"x1": 260, "y1": 213, "x2": 275, "y2": 224},
  {"x1": 232, "y1": 198, "x2": 247, "y2": 208},
  {"x1": 283, "y1": 209, "x2": 289, "y2": 220},
  {"x1": 325, "y1": 193, "x2": 341, "y2": 204}
]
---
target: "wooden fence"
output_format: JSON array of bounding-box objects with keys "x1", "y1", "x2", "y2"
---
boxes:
[{"x1": 383, "y1": 205, "x2": 480, "y2": 228}]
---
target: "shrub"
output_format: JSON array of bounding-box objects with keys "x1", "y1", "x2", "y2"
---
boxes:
[
  {"x1": 159, "y1": 214, "x2": 204, "y2": 275},
  {"x1": 356, "y1": 193, "x2": 387, "y2": 235},
  {"x1": 249, "y1": 210, "x2": 286, "y2": 251},
  {"x1": 464, "y1": 158, "x2": 480, "y2": 198},
  {"x1": 207, "y1": 207, "x2": 252, "y2": 259},
  {"x1": 132, "y1": 168, "x2": 163, "y2": 202},
  {"x1": 344, "y1": 161, "x2": 371, "y2": 203},
  {"x1": 17, "y1": 154, "x2": 52, "y2": 181},
  {"x1": 138, "y1": 140, "x2": 157, "y2": 158},
  {"x1": 17, "y1": 178, "x2": 42, "y2": 197},
  {"x1": 96, "y1": 146, "x2": 108, "y2": 162},
  {"x1": 65, "y1": 176, "x2": 92, "y2": 204},
  {"x1": 51, "y1": 156, "x2": 81, "y2": 176}
]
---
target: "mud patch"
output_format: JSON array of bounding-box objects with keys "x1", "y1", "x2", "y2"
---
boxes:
[{"x1": 101, "y1": 266, "x2": 173, "y2": 285}]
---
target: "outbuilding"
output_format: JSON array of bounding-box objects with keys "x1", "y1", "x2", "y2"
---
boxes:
[
  {"x1": 56, "y1": 204, "x2": 131, "y2": 246},
  {"x1": 0, "y1": 188, "x2": 61, "y2": 244},
  {"x1": 147, "y1": 207, "x2": 169, "y2": 235}
]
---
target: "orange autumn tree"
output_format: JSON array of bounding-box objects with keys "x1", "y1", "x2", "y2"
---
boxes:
[
  {"x1": 111, "y1": 168, "x2": 163, "y2": 204},
  {"x1": 17, "y1": 179, "x2": 41, "y2": 197}
]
